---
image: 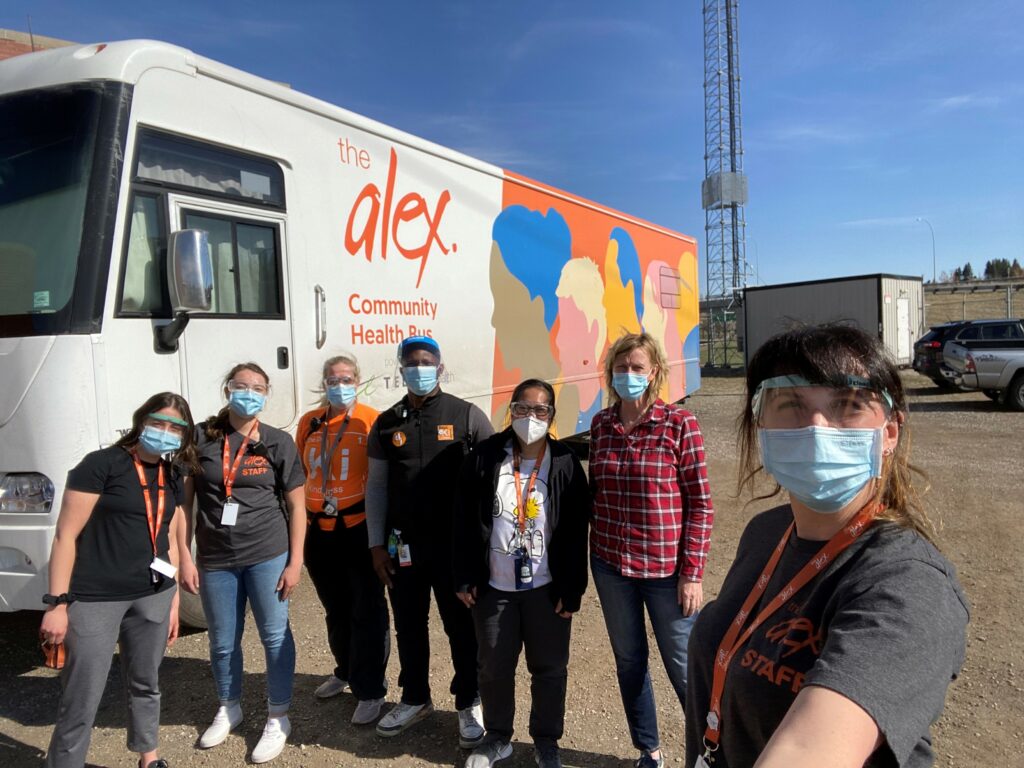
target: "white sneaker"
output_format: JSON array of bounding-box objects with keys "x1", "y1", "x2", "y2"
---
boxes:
[
  {"x1": 251, "y1": 715, "x2": 290, "y2": 763},
  {"x1": 314, "y1": 675, "x2": 349, "y2": 699},
  {"x1": 351, "y1": 697, "x2": 385, "y2": 725},
  {"x1": 197, "y1": 702, "x2": 243, "y2": 749},
  {"x1": 466, "y1": 739, "x2": 513, "y2": 767},
  {"x1": 458, "y1": 698, "x2": 485, "y2": 748},
  {"x1": 375, "y1": 701, "x2": 434, "y2": 737}
]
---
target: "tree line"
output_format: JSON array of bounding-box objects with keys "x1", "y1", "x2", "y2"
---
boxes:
[{"x1": 936, "y1": 258, "x2": 1024, "y2": 283}]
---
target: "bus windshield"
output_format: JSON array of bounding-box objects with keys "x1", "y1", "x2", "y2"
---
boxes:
[{"x1": 0, "y1": 85, "x2": 117, "y2": 335}]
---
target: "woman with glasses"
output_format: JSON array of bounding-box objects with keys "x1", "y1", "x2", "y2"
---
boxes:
[
  {"x1": 453, "y1": 379, "x2": 590, "y2": 768},
  {"x1": 177, "y1": 362, "x2": 307, "y2": 764},
  {"x1": 295, "y1": 354, "x2": 389, "y2": 725},
  {"x1": 685, "y1": 325, "x2": 968, "y2": 768},
  {"x1": 589, "y1": 332, "x2": 715, "y2": 768},
  {"x1": 41, "y1": 392, "x2": 198, "y2": 768}
]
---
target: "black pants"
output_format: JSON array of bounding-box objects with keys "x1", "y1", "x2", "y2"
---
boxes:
[
  {"x1": 304, "y1": 519, "x2": 389, "y2": 700},
  {"x1": 389, "y1": 541, "x2": 478, "y2": 709},
  {"x1": 472, "y1": 584, "x2": 571, "y2": 749}
]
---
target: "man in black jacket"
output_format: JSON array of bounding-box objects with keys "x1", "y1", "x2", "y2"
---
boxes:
[{"x1": 366, "y1": 336, "x2": 493, "y2": 746}]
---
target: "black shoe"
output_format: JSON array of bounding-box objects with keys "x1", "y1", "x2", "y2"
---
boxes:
[{"x1": 141, "y1": 759, "x2": 169, "y2": 768}]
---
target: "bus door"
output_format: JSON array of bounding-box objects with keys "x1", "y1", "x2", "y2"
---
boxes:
[{"x1": 169, "y1": 195, "x2": 298, "y2": 429}]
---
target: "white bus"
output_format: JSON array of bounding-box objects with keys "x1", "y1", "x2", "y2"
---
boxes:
[{"x1": 0, "y1": 40, "x2": 702, "y2": 620}]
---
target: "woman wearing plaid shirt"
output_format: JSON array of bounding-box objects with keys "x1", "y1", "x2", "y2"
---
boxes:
[{"x1": 589, "y1": 333, "x2": 715, "y2": 768}]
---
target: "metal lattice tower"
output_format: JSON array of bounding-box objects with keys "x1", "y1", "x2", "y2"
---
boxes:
[{"x1": 702, "y1": 0, "x2": 748, "y2": 367}]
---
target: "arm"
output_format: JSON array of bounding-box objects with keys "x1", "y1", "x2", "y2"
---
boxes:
[
  {"x1": 554, "y1": 453, "x2": 591, "y2": 617},
  {"x1": 276, "y1": 484, "x2": 306, "y2": 600},
  {"x1": 365, "y1": 455, "x2": 394, "y2": 588},
  {"x1": 676, "y1": 414, "x2": 714, "y2": 612},
  {"x1": 452, "y1": 451, "x2": 482, "y2": 607},
  {"x1": 167, "y1": 505, "x2": 183, "y2": 646},
  {"x1": 754, "y1": 686, "x2": 882, "y2": 768},
  {"x1": 39, "y1": 490, "x2": 100, "y2": 644},
  {"x1": 467, "y1": 404, "x2": 495, "y2": 443},
  {"x1": 177, "y1": 476, "x2": 199, "y2": 594}
]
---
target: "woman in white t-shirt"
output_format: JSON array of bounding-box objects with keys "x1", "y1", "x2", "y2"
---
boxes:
[{"x1": 453, "y1": 379, "x2": 590, "y2": 768}]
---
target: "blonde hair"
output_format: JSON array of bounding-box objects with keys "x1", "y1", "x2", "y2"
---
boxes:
[
  {"x1": 603, "y1": 332, "x2": 668, "y2": 407},
  {"x1": 318, "y1": 354, "x2": 361, "y2": 407}
]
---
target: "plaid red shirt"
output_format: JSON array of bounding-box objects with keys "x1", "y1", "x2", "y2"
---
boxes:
[{"x1": 589, "y1": 399, "x2": 714, "y2": 580}]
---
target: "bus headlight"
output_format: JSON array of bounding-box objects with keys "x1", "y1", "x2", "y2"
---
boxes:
[{"x1": 0, "y1": 473, "x2": 55, "y2": 513}]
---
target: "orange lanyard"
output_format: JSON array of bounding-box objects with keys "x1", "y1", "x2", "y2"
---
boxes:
[
  {"x1": 513, "y1": 441, "x2": 546, "y2": 534},
  {"x1": 132, "y1": 453, "x2": 166, "y2": 557},
  {"x1": 702, "y1": 503, "x2": 880, "y2": 756},
  {"x1": 222, "y1": 422, "x2": 258, "y2": 501}
]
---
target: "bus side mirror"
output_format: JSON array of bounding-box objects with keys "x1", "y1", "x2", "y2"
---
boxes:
[{"x1": 155, "y1": 229, "x2": 213, "y2": 352}]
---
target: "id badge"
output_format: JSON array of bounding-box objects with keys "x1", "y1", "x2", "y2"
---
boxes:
[
  {"x1": 150, "y1": 557, "x2": 178, "y2": 579},
  {"x1": 513, "y1": 548, "x2": 533, "y2": 590},
  {"x1": 398, "y1": 543, "x2": 413, "y2": 567},
  {"x1": 322, "y1": 498, "x2": 337, "y2": 517},
  {"x1": 221, "y1": 501, "x2": 239, "y2": 526},
  {"x1": 694, "y1": 757, "x2": 712, "y2": 768}
]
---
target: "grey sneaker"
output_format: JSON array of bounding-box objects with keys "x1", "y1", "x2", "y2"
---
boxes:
[
  {"x1": 351, "y1": 697, "x2": 385, "y2": 725},
  {"x1": 635, "y1": 751, "x2": 665, "y2": 768},
  {"x1": 465, "y1": 739, "x2": 513, "y2": 768},
  {"x1": 457, "y1": 697, "x2": 485, "y2": 748},
  {"x1": 314, "y1": 675, "x2": 349, "y2": 699},
  {"x1": 375, "y1": 701, "x2": 434, "y2": 737},
  {"x1": 534, "y1": 744, "x2": 562, "y2": 767}
]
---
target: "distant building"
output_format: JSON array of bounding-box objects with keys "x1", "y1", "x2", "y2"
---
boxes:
[{"x1": 0, "y1": 28, "x2": 72, "y2": 61}]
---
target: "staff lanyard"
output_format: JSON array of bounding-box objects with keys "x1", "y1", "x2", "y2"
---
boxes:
[
  {"x1": 319, "y1": 409, "x2": 352, "y2": 497},
  {"x1": 132, "y1": 453, "x2": 166, "y2": 557},
  {"x1": 512, "y1": 441, "x2": 546, "y2": 536},
  {"x1": 222, "y1": 421, "x2": 259, "y2": 502},
  {"x1": 701, "y1": 503, "x2": 881, "y2": 759}
]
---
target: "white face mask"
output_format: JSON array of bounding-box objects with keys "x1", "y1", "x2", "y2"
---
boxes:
[{"x1": 512, "y1": 416, "x2": 549, "y2": 446}]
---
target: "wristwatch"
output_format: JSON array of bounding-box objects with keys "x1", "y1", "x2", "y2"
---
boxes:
[{"x1": 42, "y1": 593, "x2": 71, "y2": 606}]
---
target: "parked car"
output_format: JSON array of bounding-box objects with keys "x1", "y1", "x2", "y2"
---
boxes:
[
  {"x1": 942, "y1": 318, "x2": 1024, "y2": 410},
  {"x1": 913, "y1": 322, "x2": 966, "y2": 387}
]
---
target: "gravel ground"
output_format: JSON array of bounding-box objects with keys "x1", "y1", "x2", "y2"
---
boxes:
[{"x1": 1, "y1": 371, "x2": 1021, "y2": 767}]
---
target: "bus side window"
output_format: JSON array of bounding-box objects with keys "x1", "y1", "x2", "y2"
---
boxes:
[{"x1": 119, "y1": 193, "x2": 168, "y2": 314}]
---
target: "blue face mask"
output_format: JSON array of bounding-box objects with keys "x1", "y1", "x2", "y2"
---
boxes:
[
  {"x1": 327, "y1": 384, "x2": 357, "y2": 408},
  {"x1": 228, "y1": 390, "x2": 266, "y2": 418},
  {"x1": 759, "y1": 426, "x2": 884, "y2": 514},
  {"x1": 402, "y1": 365, "x2": 438, "y2": 397},
  {"x1": 612, "y1": 372, "x2": 650, "y2": 401},
  {"x1": 139, "y1": 426, "x2": 182, "y2": 456}
]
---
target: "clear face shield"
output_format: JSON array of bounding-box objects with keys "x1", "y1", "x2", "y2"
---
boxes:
[{"x1": 752, "y1": 374, "x2": 894, "y2": 430}]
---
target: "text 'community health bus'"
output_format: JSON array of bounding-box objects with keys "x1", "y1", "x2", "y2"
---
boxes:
[{"x1": 0, "y1": 40, "x2": 701, "y2": 614}]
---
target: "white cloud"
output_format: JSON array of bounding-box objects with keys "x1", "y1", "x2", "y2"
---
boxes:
[{"x1": 930, "y1": 93, "x2": 1003, "y2": 112}]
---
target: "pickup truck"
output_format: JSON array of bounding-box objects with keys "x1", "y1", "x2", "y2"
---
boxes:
[{"x1": 942, "y1": 318, "x2": 1024, "y2": 410}]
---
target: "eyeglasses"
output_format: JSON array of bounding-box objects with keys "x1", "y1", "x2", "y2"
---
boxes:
[
  {"x1": 227, "y1": 380, "x2": 269, "y2": 395},
  {"x1": 324, "y1": 376, "x2": 357, "y2": 387},
  {"x1": 510, "y1": 402, "x2": 554, "y2": 419}
]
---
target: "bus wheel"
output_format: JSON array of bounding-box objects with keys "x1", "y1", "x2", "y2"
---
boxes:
[{"x1": 178, "y1": 588, "x2": 207, "y2": 629}]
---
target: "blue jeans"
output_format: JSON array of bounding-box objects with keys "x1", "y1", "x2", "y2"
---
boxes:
[
  {"x1": 591, "y1": 553, "x2": 697, "y2": 753},
  {"x1": 200, "y1": 551, "x2": 296, "y2": 710}
]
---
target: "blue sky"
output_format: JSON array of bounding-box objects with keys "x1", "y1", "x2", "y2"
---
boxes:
[{"x1": 4, "y1": 0, "x2": 1022, "y2": 291}]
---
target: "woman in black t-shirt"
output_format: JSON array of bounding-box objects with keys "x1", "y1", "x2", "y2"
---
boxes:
[{"x1": 40, "y1": 391, "x2": 199, "y2": 768}]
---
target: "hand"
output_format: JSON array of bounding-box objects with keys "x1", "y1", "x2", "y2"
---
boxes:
[
  {"x1": 456, "y1": 586, "x2": 477, "y2": 608},
  {"x1": 40, "y1": 606, "x2": 69, "y2": 645},
  {"x1": 167, "y1": 596, "x2": 180, "y2": 648},
  {"x1": 678, "y1": 578, "x2": 703, "y2": 617},
  {"x1": 276, "y1": 562, "x2": 302, "y2": 601},
  {"x1": 179, "y1": 559, "x2": 200, "y2": 595},
  {"x1": 371, "y1": 546, "x2": 395, "y2": 589},
  {"x1": 554, "y1": 599, "x2": 573, "y2": 619}
]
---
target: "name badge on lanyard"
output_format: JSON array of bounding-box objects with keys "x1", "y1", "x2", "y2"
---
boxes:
[
  {"x1": 132, "y1": 453, "x2": 175, "y2": 583},
  {"x1": 511, "y1": 442, "x2": 545, "y2": 590},
  {"x1": 221, "y1": 422, "x2": 258, "y2": 528}
]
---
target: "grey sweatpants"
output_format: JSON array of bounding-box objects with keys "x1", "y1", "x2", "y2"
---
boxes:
[{"x1": 45, "y1": 586, "x2": 175, "y2": 768}]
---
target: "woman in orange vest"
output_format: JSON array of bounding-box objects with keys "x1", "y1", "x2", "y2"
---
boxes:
[{"x1": 296, "y1": 353, "x2": 389, "y2": 725}]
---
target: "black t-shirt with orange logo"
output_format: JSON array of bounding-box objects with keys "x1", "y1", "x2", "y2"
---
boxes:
[
  {"x1": 66, "y1": 446, "x2": 183, "y2": 601},
  {"x1": 685, "y1": 505, "x2": 969, "y2": 768},
  {"x1": 194, "y1": 423, "x2": 306, "y2": 569}
]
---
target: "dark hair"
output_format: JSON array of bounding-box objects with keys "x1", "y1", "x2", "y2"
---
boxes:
[
  {"x1": 737, "y1": 323, "x2": 935, "y2": 543},
  {"x1": 115, "y1": 392, "x2": 200, "y2": 474},
  {"x1": 204, "y1": 362, "x2": 271, "y2": 440},
  {"x1": 505, "y1": 378, "x2": 557, "y2": 427}
]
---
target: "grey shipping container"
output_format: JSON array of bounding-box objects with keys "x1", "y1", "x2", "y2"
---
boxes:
[{"x1": 739, "y1": 274, "x2": 924, "y2": 366}]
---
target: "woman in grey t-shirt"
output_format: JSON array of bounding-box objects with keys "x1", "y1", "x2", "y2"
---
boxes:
[
  {"x1": 685, "y1": 325, "x2": 968, "y2": 768},
  {"x1": 177, "y1": 362, "x2": 306, "y2": 765}
]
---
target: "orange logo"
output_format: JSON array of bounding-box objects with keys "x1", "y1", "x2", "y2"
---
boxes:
[
  {"x1": 392, "y1": 431, "x2": 407, "y2": 447},
  {"x1": 437, "y1": 424, "x2": 454, "y2": 441},
  {"x1": 764, "y1": 618, "x2": 823, "y2": 658}
]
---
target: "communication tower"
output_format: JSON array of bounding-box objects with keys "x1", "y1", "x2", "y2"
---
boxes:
[{"x1": 702, "y1": 0, "x2": 749, "y2": 367}]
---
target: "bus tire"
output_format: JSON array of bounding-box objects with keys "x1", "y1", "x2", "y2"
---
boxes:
[
  {"x1": 177, "y1": 588, "x2": 207, "y2": 629},
  {"x1": 1007, "y1": 374, "x2": 1024, "y2": 412}
]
